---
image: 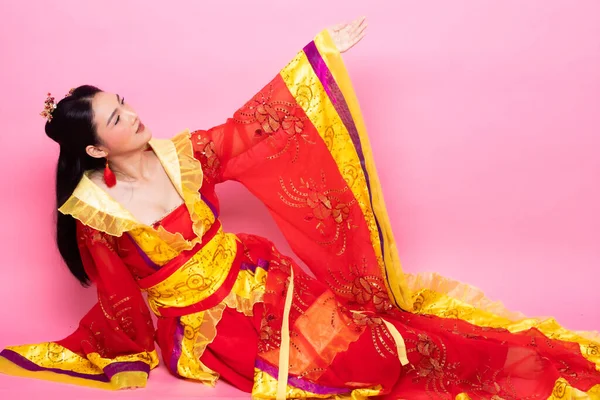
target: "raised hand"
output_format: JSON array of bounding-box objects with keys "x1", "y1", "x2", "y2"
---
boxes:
[{"x1": 327, "y1": 16, "x2": 368, "y2": 53}]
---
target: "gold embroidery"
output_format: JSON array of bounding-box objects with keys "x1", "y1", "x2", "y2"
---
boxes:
[
  {"x1": 222, "y1": 267, "x2": 267, "y2": 316},
  {"x1": 280, "y1": 42, "x2": 412, "y2": 310},
  {"x1": 405, "y1": 272, "x2": 600, "y2": 372},
  {"x1": 194, "y1": 134, "x2": 222, "y2": 181},
  {"x1": 233, "y1": 84, "x2": 313, "y2": 163},
  {"x1": 176, "y1": 307, "x2": 224, "y2": 386},
  {"x1": 144, "y1": 229, "x2": 238, "y2": 316},
  {"x1": 5, "y1": 342, "x2": 158, "y2": 376},
  {"x1": 278, "y1": 171, "x2": 357, "y2": 255},
  {"x1": 251, "y1": 368, "x2": 382, "y2": 399},
  {"x1": 404, "y1": 332, "x2": 461, "y2": 397},
  {"x1": 350, "y1": 312, "x2": 396, "y2": 360},
  {"x1": 60, "y1": 130, "x2": 213, "y2": 267},
  {"x1": 327, "y1": 259, "x2": 393, "y2": 312}
]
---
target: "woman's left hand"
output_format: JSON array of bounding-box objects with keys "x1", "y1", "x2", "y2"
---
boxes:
[{"x1": 327, "y1": 16, "x2": 367, "y2": 53}]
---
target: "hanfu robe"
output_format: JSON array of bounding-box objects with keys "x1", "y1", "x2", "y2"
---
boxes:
[{"x1": 2, "y1": 29, "x2": 599, "y2": 400}]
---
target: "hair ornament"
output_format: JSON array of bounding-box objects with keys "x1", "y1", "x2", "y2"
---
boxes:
[{"x1": 40, "y1": 93, "x2": 57, "y2": 122}]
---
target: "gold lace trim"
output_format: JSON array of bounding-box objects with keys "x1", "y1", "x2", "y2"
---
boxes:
[
  {"x1": 169, "y1": 130, "x2": 208, "y2": 240},
  {"x1": 406, "y1": 272, "x2": 600, "y2": 371},
  {"x1": 58, "y1": 130, "x2": 207, "y2": 250}
]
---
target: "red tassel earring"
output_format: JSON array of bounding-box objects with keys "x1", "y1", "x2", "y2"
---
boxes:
[{"x1": 103, "y1": 159, "x2": 116, "y2": 188}]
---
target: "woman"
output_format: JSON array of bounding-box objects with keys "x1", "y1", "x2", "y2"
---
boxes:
[{"x1": 0, "y1": 18, "x2": 599, "y2": 399}]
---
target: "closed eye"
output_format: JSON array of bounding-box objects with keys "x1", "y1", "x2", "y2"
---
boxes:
[{"x1": 115, "y1": 97, "x2": 125, "y2": 124}]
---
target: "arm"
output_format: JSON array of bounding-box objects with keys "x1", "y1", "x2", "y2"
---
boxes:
[
  {"x1": 189, "y1": 19, "x2": 412, "y2": 313},
  {"x1": 0, "y1": 222, "x2": 158, "y2": 390},
  {"x1": 190, "y1": 17, "x2": 368, "y2": 184}
]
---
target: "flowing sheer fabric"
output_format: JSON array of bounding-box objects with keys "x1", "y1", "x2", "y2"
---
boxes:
[{"x1": 1, "y1": 29, "x2": 599, "y2": 399}]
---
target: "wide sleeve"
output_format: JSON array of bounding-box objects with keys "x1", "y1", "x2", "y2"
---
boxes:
[
  {"x1": 192, "y1": 29, "x2": 413, "y2": 312},
  {"x1": 0, "y1": 222, "x2": 159, "y2": 390}
]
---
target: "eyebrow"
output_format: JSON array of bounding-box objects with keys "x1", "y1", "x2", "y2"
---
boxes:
[{"x1": 106, "y1": 94, "x2": 120, "y2": 126}]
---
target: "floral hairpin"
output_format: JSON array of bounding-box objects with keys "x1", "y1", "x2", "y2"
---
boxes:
[
  {"x1": 40, "y1": 89, "x2": 75, "y2": 122},
  {"x1": 40, "y1": 93, "x2": 57, "y2": 122}
]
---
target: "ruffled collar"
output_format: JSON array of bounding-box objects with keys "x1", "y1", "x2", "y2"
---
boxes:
[{"x1": 59, "y1": 130, "x2": 205, "y2": 242}]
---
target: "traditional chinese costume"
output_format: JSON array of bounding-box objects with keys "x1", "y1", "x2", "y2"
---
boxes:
[{"x1": 1, "y1": 30, "x2": 599, "y2": 400}]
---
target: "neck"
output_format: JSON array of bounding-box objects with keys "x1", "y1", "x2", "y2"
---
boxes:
[{"x1": 108, "y1": 147, "x2": 153, "y2": 182}]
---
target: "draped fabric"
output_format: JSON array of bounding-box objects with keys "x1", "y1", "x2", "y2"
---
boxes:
[{"x1": 1, "y1": 29, "x2": 599, "y2": 399}]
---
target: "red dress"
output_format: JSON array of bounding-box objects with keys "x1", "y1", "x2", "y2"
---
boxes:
[{"x1": 1, "y1": 29, "x2": 599, "y2": 399}]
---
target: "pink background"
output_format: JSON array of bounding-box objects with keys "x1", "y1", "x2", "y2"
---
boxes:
[{"x1": 1, "y1": 0, "x2": 599, "y2": 398}]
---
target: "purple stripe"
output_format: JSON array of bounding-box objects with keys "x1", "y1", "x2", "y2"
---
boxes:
[
  {"x1": 0, "y1": 349, "x2": 109, "y2": 382},
  {"x1": 240, "y1": 261, "x2": 257, "y2": 272},
  {"x1": 103, "y1": 361, "x2": 150, "y2": 379},
  {"x1": 255, "y1": 359, "x2": 349, "y2": 395},
  {"x1": 240, "y1": 258, "x2": 270, "y2": 273},
  {"x1": 201, "y1": 194, "x2": 218, "y2": 218},
  {"x1": 126, "y1": 233, "x2": 161, "y2": 271},
  {"x1": 303, "y1": 41, "x2": 397, "y2": 306},
  {"x1": 257, "y1": 258, "x2": 270, "y2": 270},
  {"x1": 169, "y1": 317, "x2": 184, "y2": 376}
]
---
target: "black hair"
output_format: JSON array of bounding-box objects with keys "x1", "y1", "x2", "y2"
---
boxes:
[{"x1": 45, "y1": 85, "x2": 104, "y2": 285}]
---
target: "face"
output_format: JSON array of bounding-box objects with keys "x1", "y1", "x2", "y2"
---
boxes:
[{"x1": 86, "y1": 91, "x2": 151, "y2": 158}]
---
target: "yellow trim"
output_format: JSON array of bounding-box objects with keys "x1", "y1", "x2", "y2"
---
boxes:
[
  {"x1": 313, "y1": 29, "x2": 412, "y2": 311},
  {"x1": 58, "y1": 173, "x2": 139, "y2": 236},
  {"x1": 276, "y1": 268, "x2": 295, "y2": 400},
  {"x1": 545, "y1": 378, "x2": 600, "y2": 399},
  {"x1": 0, "y1": 356, "x2": 115, "y2": 390},
  {"x1": 58, "y1": 130, "x2": 209, "y2": 243},
  {"x1": 457, "y1": 379, "x2": 600, "y2": 399},
  {"x1": 406, "y1": 272, "x2": 600, "y2": 372},
  {"x1": 145, "y1": 229, "x2": 238, "y2": 315},
  {"x1": 6, "y1": 342, "x2": 102, "y2": 375},
  {"x1": 176, "y1": 307, "x2": 224, "y2": 386},
  {"x1": 173, "y1": 261, "x2": 269, "y2": 388},
  {"x1": 351, "y1": 310, "x2": 409, "y2": 366},
  {"x1": 280, "y1": 31, "x2": 411, "y2": 311},
  {"x1": 148, "y1": 135, "x2": 185, "y2": 199},
  {"x1": 58, "y1": 130, "x2": 216, "y2": 268},
  {"x1": 168, "y1": 130, "x2": 211, "y2": 241},
  {"x1": 109, "y1": 371, "x2": 149, "y2": 390},
  {"x1": 252, "y1": 367, "x2": 382, "y2": 399},
  {"x1": 86, "y1": 350, "x2": 159, "y2": 371},
  {"x1": 57, "y1": 134, "x2": 186, "y2": 236},
  {"x1": 223, "y1": 267, "x2": 267, "y2": 316},
  {"x1": 279, "y1": 47, "x2": 381, "y2": 291},
  {"x1": 379, "y1": 318, "x2": 409, "y2": 366},
  {"x1": 0, "y1": 343, "x2": 158, "y2": 390}
]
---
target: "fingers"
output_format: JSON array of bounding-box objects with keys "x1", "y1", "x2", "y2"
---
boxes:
[
  {"x1": 353, "y1": 21, "x2": 367, "y2": 40},
  {"x1": 331, "y1": 15, "x2": 366, "y2": 34},
  {"x1": 350, "y1": 16, "x2": 366, "y2": 34},
  {"x1": 329, "y1": 16, "x2": 367, "y2": 53},
  {"x1": 348, "y1": 16, "x2": 367, "y2": 47}
]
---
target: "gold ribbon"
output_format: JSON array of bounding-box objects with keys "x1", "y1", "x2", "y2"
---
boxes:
[
  {"x1": 276, "y1": 268, "x2": 295, "y2": 400},
  {"x1": 275, "y1": 268, "x2": 408, "y2": 400}
]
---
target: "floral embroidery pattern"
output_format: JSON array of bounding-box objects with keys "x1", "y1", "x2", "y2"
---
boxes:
[
  {"x1": 327, "y1": 259, "x2": 392, "y2": 312},
  {"x1": 234, "y1": 83, "x2": 313, "y2": 163},
  {"x1": 193, "y1": 134, "x2": 221, "y2": 181},
  {"x1": 80, "y1": 225, "x2": 117, "y2": 252},
  {"x1": 404, "y1": 332, "x2": 461, "y2": 398},
  {"x1": 351, "y1": 312, "x2": 397, "y2": 359},
  {"x1": 278, "y1": 171, "x2": 357, "y2": 255}
]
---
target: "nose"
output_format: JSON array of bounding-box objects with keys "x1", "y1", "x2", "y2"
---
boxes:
[{"x1": 122, "y1": 109, "x2": 138, "y2": 124}]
